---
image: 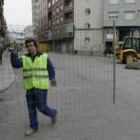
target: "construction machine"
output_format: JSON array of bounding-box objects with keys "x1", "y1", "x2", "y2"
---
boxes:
[{"x1": 116, "y1": 37, "x2": 140, "y2": 63}]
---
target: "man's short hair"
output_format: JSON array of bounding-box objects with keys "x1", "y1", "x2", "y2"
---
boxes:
[{"x1": 25, "y1": 38, "x2": 38, "y2": 48}]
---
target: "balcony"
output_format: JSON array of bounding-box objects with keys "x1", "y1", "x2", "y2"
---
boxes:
[
  {"x1": 64, "y1": 0, "x2": 72, "y2": 2},
  {"x1": 64, "y1": 18, "x2": 73, "y2": 24},
  {"x1": 64, "y1": 5, "x2": 73, "y2": 14},
  {"x1": 47, "y1": 30, "x2": 53, "y2": 40},
  {"x1": 54, "y1": 23, "x2": 74, "y2": 40},
  {"x1": 48, "y1": 7, "x2": 52, "y2": 13},
  {"x1": 45, "y1": 23, "x2": 74, "y2": 41},
  {"x1": 63, "y1": 32, "x2": 73, "y2": 38},
  {"x1": 48, "y1": 12, "x2": 52, "y2": 20},
  {"x1": 48, "y1": 21, "x2": 52, "y2": 29},
  {"x1": 64, "y1": 23, "x2": 73, "y2": 33}
]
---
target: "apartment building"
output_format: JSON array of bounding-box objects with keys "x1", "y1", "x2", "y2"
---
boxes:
[
  {"x1": 46, "y1": 0, "x2": 74, "y2": 52},
  {"x1": 32, "y1": 0, "x2": 104, "y2": 52},
  {"x1": 48, "y1": 0, "x2": 104, "y2": 52},
  {"x1": 103, "y1": 0, "x2": 140, "y2": 49}
]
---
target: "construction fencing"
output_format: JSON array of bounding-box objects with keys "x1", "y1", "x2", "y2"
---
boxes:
[{"x1": 0, "y1": 28, "x2": 117, "y2": 140}]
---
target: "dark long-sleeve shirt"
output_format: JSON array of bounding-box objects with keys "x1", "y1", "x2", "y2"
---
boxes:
[{"x1": 11, "y1": 52, "x2": 55, "y2": 80}]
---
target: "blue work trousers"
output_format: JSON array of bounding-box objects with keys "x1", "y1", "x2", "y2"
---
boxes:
[{"x1": 26, "y1": 88, "x2": 57, "y2": 129}]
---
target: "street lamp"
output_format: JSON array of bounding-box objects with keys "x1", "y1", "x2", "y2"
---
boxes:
[{"x1": 109, "y1": 15, "x2": 118, "y2": 105}]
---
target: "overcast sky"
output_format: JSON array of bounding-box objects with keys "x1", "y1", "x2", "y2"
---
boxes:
[{"x1": 4, "y1": 0, "x2": 32, "y2": 26}]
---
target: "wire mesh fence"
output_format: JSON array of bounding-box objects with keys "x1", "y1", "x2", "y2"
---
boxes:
[{"x1": 0, "y1": 28, "x2": 117, "y2": 140}]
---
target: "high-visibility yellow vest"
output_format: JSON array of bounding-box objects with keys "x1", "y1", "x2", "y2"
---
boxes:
[{"x1": 22, "y1": 53, "x2": 50, "y2": 90}]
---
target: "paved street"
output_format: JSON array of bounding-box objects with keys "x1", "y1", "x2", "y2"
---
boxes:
[{"x1": 0, "y1": 52, "x2": 140, "y2": 140}]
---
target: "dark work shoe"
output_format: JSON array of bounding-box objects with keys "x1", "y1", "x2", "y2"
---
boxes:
[
  {"x1": 25, "y1": 128, "x2": 38, "y2": 136},
  {"x1": 51, "y1": 112, "x2": 58, "y2": 125}
]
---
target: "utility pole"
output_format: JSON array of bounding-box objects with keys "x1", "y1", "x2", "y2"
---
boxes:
[
  {"x1": 113, "y1": 18, "x2": 116, "y2": 105},
  {"x1": 109, "y1": 15, "x2": 118, "y2": 105}
]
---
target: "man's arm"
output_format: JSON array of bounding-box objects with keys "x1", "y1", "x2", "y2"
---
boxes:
[
  {"x1": 11, "y1": 52, "x2": 22, "y2": 68},
  {"x1": 47, "y1": 58, "x2": 55, "y2": 80},
  {"x1": 47, "y1": 58, "x2": 57, "y2": 86}
]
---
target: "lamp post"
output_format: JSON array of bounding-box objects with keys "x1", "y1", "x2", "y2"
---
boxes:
[{"x1": 109, "y1": 15, "x2": 118, "y2": 105}]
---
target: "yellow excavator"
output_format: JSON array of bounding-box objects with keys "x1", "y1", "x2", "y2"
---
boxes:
[{"x1": 116, "y1": 37, "x2": 140, "y2": 63}]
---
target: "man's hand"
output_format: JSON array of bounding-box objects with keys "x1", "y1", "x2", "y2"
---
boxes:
[{"x1": 51, "y1": 79, "x2": 57, "y2": 87}]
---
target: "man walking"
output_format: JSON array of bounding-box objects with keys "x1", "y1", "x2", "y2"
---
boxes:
[{"x1": 10, "y1": 38, "x2": 58, "y2": 136}]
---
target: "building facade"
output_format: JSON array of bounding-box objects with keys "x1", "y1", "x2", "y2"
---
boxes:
[
  {"x1": 50, "y1": 0, "x2": 74, "y2": 52},
  {"x1": 103, "y1": 0, "x2": 140, "y2": 50},
  {"x1": 32, "y1": 0, "x2": 104, "y2": 53},
  {"x1": 32, "y1": 0, "x2": 140, "y2": 53},
  {"x1": 74, "y1": 0, "x2": 104, "y2": 53},
  {"x1": 47, "y1": 0, "x2": 104, "y2": 53}
]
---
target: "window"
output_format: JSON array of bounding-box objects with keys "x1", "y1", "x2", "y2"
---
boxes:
[
  {"x1": 125, "y1": 0, "x2": 135, "y2": 3},
  {"x1": 109, "y1": 0, "x2": 119, "y2": 4},
  {"x1": 124, "y1": 11, "x2": 135, "y2": 20},
  {"x1": 53, "y1": 21, "x2": 55, "y2": 26},
  {"x1": 85, "y1": 23, "x2": 91, "y2": 29},
  {"x1": 52, "y1": 0, "x2": 55, "y2": 5},
  {"x1": 56, "y1": 7, "x2": 59, "y2": 13},
  {"x1": 85, "y1": 37, "x2": 91, "y2": 44},
  {"x1": 60, "y1": 4, "x2": 64, "y2": 10},
  {"x1": 48, "y1": 2, "x2": 51, "y2": 8},
  {"x1": 52, "y1": 11, "x2": 55, "y2": 16},
  {"x1": 60, "y1": 17, "x2": 64, "y2": 22},
  {"x1": 124, "y1": 38, "x2": 132, "y2": 48},
  {"x1": 132, "y1": 39, "x2": 139, "y2": 52},
  {"x1": 106, "y1": 33, "x2": 113, "y2": 39},
  {"x1": 85, "y1": 8, "x2": 91, "y2": 15},
  {"x1": 56, "y1": 19, "x2": 59, "y2": 24}
]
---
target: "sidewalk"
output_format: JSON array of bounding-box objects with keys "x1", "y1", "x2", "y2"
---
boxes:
[{"x1": 0, "y1": 53, "x2": 15, "y2": 93}]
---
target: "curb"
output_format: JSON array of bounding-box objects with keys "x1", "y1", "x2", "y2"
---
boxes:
[
  {"x1": 0, "y1": 78, "x2": 15, "y2": 93},
  {"x1": 0, "y1": 53, "x2": 16, "y2": 93}
]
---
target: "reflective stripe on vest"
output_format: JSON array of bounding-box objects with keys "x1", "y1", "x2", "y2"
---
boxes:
[
  {"x1": 23, "y1": 68, "x2": 47, "y2": 72},
  {"x1": 23, "y1": 75, "x2": 48, "y2": 79},
  {"x1": 22, "y1": 53, "x2": 50, "y2": 90}
]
